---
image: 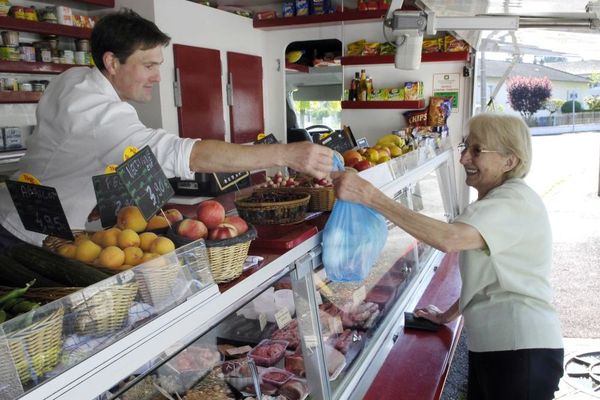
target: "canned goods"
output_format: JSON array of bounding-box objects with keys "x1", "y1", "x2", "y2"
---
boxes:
[
  {"x1": 75, "y1": 39, "x2": 90, "y2": 52},
  {"x1": 23, "y1": 7, "x2": 37, "y2": 21},
  {"x1": 19, "y1": 82, "x2": 32, "y2": 92},
  {"x1": 31, "y1": 82, "x2": 45, "y2": 92},
  {"x1": 1, "y1": 30, "x2": 19, "y2": 47},
  {"x1": 4, "y1": 77, "x2": 18, "y2": 91},
  {"x1": 35, "y1": 47, "x2": 52, "y2": 63},
  {"x1": 9, "y1": 6, "x2": 25, "y2": 20},
  {"x1": 19, "y1": 45, "x2": 36, "y2": 62},
  {"x1": 74, "y1": 51, "x2": 86, "y2": 65},
  {"x1": 62, "y1": 50, "x2": 74, "y2": 64},
  {"x1": 0, "y1": 46, "x2": 20, "y2": 61}
]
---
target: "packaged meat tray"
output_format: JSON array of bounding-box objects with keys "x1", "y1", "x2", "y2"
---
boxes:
[
  {"x1": 247, "y1": 339, "x2": 289, "y2": 367},
  {"x1": 260, "y1": 367, "x2": 293, "y2": 386},
  {"x1": 279, "y1": 377, "x2": 309, "y2": 400},
  {"x1": 365, "y1": 285, "x2": 396, "y2": 311},
  {"x1": 216, "y1": 314, "x2": 277, "y2": 349}
]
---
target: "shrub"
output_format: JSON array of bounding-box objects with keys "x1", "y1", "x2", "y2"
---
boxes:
[
  {"x1": 507, "y1": 76, "x2": 552, "y2": 119},
  {"x1": 561, "y1": 100, "x2": 582, "y2": 113},
  {"x1": 583, "y1": 96, "x2": 600, "y2": 111}
]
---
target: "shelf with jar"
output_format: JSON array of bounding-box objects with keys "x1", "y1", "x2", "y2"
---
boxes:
[
  {"x1": 0, "y1": 60, "x2": 86, "y2": 74},
  {"x1": 0, "y1": 90, "x2": 41, "y2": 103},
  {"x1": 341, "y1": 99, "x2": 425, "y2": 109},
  {"x1": 341, "y1": 51, "x2": 470, "y2": 65},
  {"x1": 0, "y1": 16, "x2": 92, "y2": 39},
  {"x1": 253, "y1": 8, "x2": 388, "y2": 29}
]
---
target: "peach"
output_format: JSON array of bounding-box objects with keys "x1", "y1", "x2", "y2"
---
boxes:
[
  {"x1": 177, "y1": 218, "x2": 208, "y2": 241},
  {"x1": 57, "y1": 243, "x2": 77, "y2": 259},
  {"x1": 146, "y1": 215, "x2": 169, "y2": 231},
  {"x1": 208, "y1": 223, "x2": 238, "y2": 240},
  {"x1": 116, "y1": 206, "x2": 147, "y2": 233},
  {"x1": 139, "y1": 232, "x2": 158, "y2": 252},
  {"x1": 117, "y1": 229, "x2": 141, "y2": 249},
  {"x1": 164, "y1": 209, "x2": 183, "y2": 224},
  {"x1": 196, "y1": 200, "x2": 225, "y2": 229},
  {"x1": 141, "y1": 252, "x2": 160, "y2": 263},
  {"x1": 91, "y1": 230, "x2": 105, "y2": 246},
  {"x1": 224, "y1": 215, "x2": 248, "y2": 235},
  {"x1": 75, "y1": 239, "x2": 102, "y2": 263},
  {"x1": 101, "y1": 227, "x2": 121, "y2": 247},
  {"x1": 123, "y1": 246, "x2": 144, "y2": 266},
  {"x1": 98, "y1": 246, "x2": 125, "y2": 269},
  {"x1": 74, "y1": 233, "x2": 90, "y2": 246},
  {"x1": 342, "y1": 149, "x2": 364, "y2": 167},
  {"x1": 150, "y1": 236, "x2": 176, "y2": 255}
]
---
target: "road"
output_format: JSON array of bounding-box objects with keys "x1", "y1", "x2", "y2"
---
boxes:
[{"x1": 526, "y1": 131, "x2": 600, "y2": 338}]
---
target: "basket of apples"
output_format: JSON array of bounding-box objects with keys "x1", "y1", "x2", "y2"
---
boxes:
[
  {"x1": 256, "y1": 172, "x2": 335, "y2": 212},
  {"x1": 167, "y1": 200, "x2": 256, "y2": 283}
]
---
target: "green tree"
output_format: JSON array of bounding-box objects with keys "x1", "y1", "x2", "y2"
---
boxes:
[
  {"x1": 544, "y1": 98, "x2": 565, "y2": 114},
  {"x1": 507, "y1": 76, "x2": 552, "y2": 120},
  {"x1": 584, "y1": 96, "x2": 600, "y2": 111},
  {"x1": 561, "y1": 100, "x2": 582, "y2": 113}
]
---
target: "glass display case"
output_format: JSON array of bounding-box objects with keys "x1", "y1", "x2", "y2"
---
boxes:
[{"x1": 1, "y1": 148, "x2": 457, "y2": 400}]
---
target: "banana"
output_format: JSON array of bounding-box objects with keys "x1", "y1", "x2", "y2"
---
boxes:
[
  {"x1": 377, "y1": 134, "x2": 404, "y2": 147},
  {"x1": 285, "y1": 50, "x2": 304, "y2": 63}
]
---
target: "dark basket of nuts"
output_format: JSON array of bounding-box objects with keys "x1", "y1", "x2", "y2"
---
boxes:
[{"x1": 234, "y1": 191, "x2": 311, "y2": 225}]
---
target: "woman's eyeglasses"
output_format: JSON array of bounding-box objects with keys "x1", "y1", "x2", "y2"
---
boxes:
[{"x1": 457, "y1": 142, "x2": 499, "y2": 157}]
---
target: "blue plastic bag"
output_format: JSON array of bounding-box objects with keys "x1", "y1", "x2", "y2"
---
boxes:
[{"x1": 322, "y1": 156, "x2": 388, "y2": 282}]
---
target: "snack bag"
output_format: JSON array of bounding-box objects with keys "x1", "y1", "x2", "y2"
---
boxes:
[
  {"x1": 403, "y1": 108, "x2": 428, "y2": 127},
  {"x1": 322, "y1": 157, "x2": 388, "y2": 282},
  {"x1": 427, "y1": 97, "x2": 453, "y2": 126},
  {"x1": 403, "y1": 81, "x2": 423, "y2": 100},
  {"x1": 347, "y1": 40, "x2": 366, "y2": 56},
  {"x1": 444, "y1": 35, "x2": 470, "y2": 52}
]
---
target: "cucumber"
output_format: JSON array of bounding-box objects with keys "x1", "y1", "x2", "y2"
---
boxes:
[
  {"x1": 10, "y1": 301, "x2": 40, "y2": 315},
  {"x1": 0, "y1": 254, "x2": 65, "y2": 287},
  {"x1": 9, "y1": 243, "x2": 111, "y2": 287},
  {"x1": 0, "y1": 280, "x2": 33, "y2": 307},
  {"x1": 0, "y1": 309, "x2": 6, "y2": 323}
]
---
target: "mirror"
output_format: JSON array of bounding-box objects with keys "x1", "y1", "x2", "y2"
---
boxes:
[{"x1": 284, "y1": 39, "x2": 343, "y2": 143}]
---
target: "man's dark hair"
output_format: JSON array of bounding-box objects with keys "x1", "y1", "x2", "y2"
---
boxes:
[{"x1": 91, "y1": 8, "x2": 171, "y2": 71}]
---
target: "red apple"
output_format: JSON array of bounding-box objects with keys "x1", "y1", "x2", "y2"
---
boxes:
[
  {"x1": 196, "y1": 200, "x2": 225, "y2": 229},
  {"x1": 208, "y1": 223, "x2": 238, "y2": 240},
  {"x1": 164, "y1": 208, "x2": 183, "y2": 224},
  {"x1": 354, "y1": 160, "x2": 374, "y2": 171},
  {"x1": 224, "y1": 215, "x2": 248, "y2": 235},
  {"x1": 177, "y1": 218, "x2": 208, "y2": 240}
]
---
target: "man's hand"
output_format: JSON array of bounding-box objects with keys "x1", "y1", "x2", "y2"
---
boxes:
[{"x1": 283, "y1": 142, "x2": 333, "y2": 180}]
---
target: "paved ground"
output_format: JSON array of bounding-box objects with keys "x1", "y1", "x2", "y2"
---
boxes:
[{"x1": 441, "y1": 130, "x2": 600, "y2": 400}]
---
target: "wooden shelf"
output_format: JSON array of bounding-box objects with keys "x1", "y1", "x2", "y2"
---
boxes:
[
  {"x1": 253, "y1": 9, "x2": 387, "y2": 29},
  {"x1": 0, "y1": 60, "x2": 88, "y2": 74},
  {"x1": 0, "y1": 16, "x2": 92, "y2": 39},
  {"x1": 0, "y1": 91, "x2": 43, "y2": 103},
  {"x1": 341, "y1": 52, "x2": 470, "y2": 65},
  {"x1": 342, "y1": 100, "x2": 425, "y2": 109}
]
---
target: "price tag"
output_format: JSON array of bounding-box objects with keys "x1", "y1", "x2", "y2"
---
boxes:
[
  {"x1": 92, "y1": 173, "x2": 136, "y2": 228},
  {"x1": 116, "y1": 146, "x2": 174, "y2": 220},
  {"x1": 303, "y1": 334, "x2": 318, "y2": 349},
  {"x1": 226, "y1": 345, "x2": 252, "y2": 356},
  {"x1": 122, "y1": 146, "x2": 139, "y2": 161},
  {"x1": 259, "y1": 313, "x2": 267, "y2": 332},
  {"x1": 18, "y1": 173, "x2": 41, "y2": 185},
  {"x1": 328, "y1": 316, "x2": 344, "y2": 335},
  {"x1": 212, "y1": 171, "x2": 250, "y2": 192},
  {"x1": 6, "y1": 180, "x2": 73, "y2": 240},
  {"x1": 352, "y1": 285, "x2": 366, "y2": 306},
  {"x1": 275, "y1": 307, "x2": 292, "y2": 329},
  {"x1": 356, "y1": 137, "x2": 369, "y2": 148},
  {"x1": 254, "y1": 133, "x2": 279, "y2": 144}
]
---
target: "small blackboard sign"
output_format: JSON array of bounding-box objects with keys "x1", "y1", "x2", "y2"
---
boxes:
[
  {"x1": 212, "y1": 171, "x2": 250, "y2": 191},
  {"x1": 319, "y1": 129, "x2": 355, "y2": 154},
  {"x1": 116, "y1": 146, "x2": 174, "y2": 220},
  {"x1": 254, "y1": 133, "x2": 279, "y2": 145},
  {"x1": 92, "y1": 173, "x2": 136, "y2": 228},
  {"x1": 6, "y1": 180, "x2": 74, "y2": 240}
]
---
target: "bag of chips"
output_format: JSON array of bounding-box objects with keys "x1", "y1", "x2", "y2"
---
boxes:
[{"x1": 427, "y1": 97, "x2": 452, "y2": 126}]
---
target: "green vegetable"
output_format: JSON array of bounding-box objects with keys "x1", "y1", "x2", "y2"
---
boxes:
[
  {"x1": 10, "y1": 301, "x2": 41, "y2": 315},
  {"x1": 0, "y1": 254, "x2": 64, "y2": 287},
  {"x1": 2, "y1": 297, "x2": 22, "y2": 311},
  {"x1": 0, "y1": 309, "x2": 6, "y2": 323},
  {"x1": 9, "y1": 243, "x2": 111, "y2": 287},
  {"x1": 0, "y1": 280, "x2": 34, "y2": 307}
]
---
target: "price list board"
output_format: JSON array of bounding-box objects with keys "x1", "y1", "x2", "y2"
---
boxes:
[
  {"x1": 212, "y1": 171, "x2": 250, "y2": 191},
  {"x1": 92, "y1": 172, "x2": 136, "y2": 228},
  {"x1": 116, "y1": 146, "x2": 174, "y2": 220},
  {"x1": 254, "y1": 133, "x2": 279, "y2": 145},
  {"x1": 6, "y1": 180, "x2": 74, "y2": 240},
  {"x1": 319, "y1": 129, "x2": 355, "y2": 154}
]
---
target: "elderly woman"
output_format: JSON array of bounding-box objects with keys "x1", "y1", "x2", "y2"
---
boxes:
[{"x1": 331, "y1": 113, "x2": 563, "y2": 399}]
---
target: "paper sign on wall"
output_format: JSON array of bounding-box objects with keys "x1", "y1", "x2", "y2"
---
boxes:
[{"x1": 433, "y1": 73, "x2": 460, "y2": 112}]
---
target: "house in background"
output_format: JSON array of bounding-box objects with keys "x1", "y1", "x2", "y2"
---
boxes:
[
  {"x1": 476, "y1": 60, "x2": 590, "y2": 116},
  {"x1": 546, "y1": 60, "x2": 600, "y2": 96}
]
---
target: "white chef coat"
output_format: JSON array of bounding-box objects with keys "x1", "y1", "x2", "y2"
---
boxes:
[
  {"x1": 455, "y1": 178, "x2": 563, "y2": 352},
  {"x1": 0, "y1": 67, "x2": 197, "y2": 245}
]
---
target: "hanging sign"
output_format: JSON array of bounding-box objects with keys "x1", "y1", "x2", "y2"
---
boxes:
[
  {"x1": 116, "y1": 146, "x2": 174, "y2": 220},
  {"x1": 6, "y1": 180, "x2": 73, "y2": 240},
  {"x1": 433, "y1": 73, "x2": 460, "y2": 111}
]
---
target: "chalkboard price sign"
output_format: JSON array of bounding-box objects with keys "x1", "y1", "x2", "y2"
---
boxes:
[
  {"x1": 213, "y1": 171, "x2": 250, "y2": 191},
  {"x1": 92, "y1": 173, "x2": 136, "y2": 228},
  {"x1": 116, "y1": 146, "x2": 174, "y2": 220},
  {"x1": 6, "y1": 180, "x2": 74, "y2": 240},
  {"x1": 319, "y1": 129, "x2": 355, "y2": 154},
  {"x1": 254, "y1": 133, "x2": 279, "y2": 145}
]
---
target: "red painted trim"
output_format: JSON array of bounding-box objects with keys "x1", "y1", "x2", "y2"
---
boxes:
[
  {"x1": 341, "y1": 100, "x2": 425, "y2": 109},
  {"x1": 0, "y1": 16, "x2": 91, "y2": 39}
]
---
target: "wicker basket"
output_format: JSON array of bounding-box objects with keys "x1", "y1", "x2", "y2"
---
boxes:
[
  {"x1": 69, "y1": 282, "x2": 138, "y2": 336},
  {"x1": 234, "y1": 191, "x2": 311, "y2": 225},
  {"x1": 0, "y1": 286, "x2": 81, "y2": 304},
  {"x1": 5, "y1": 307, "x2": 64, "y2": 384},
  {"x1": 257, "y1": 186, "x2": 335, "y2": 211},
  {"x1": 133, "y1": 253, "x2": 182, "y2": 309},
  {"x1": 168, "y1": 226, "x2": 257, "y2": 284}
]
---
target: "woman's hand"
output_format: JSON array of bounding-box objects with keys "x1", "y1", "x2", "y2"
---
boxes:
[
  {"x1": 331, "y1": 171, "x2": 377, "y2": 206},
  {"x1": 414, "y1": 304, "x2": 447, "y2": 325}
]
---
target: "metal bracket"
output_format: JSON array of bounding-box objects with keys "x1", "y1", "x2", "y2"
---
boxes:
[
  {"x1": 226, "y1": 72, "x2": 234, "y2": 106},
  {"x1": 173, "y1": 68, "x2": 182, "y2": 108}
]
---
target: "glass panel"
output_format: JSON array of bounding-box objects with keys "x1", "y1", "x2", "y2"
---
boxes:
[
  {"x1": 111, "y1": 273, "x2": 313, "y2": 400},
  {"x1": 0, "y1": 239, "x2": 213, "y2": 397}
]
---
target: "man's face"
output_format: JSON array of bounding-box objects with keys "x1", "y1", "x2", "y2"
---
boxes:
[{"x1": 111, "y1": 45, "x2": 163, "y2": 103}]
